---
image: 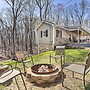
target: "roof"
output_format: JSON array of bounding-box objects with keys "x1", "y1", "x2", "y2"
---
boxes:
[
  {"x1": 64, "y1": 26, "x2": 79, "y2": 29},
  {"x1": 36, "y1": 20, "x2": 55, "y2": 30},
  {"x1": 63, "y1": 26, "x2": 90, "y2": 34},
  {"x1": 36, "y1": 21, "x2": 90, "y2": 34}
]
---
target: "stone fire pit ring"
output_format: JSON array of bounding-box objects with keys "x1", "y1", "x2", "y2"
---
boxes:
[
  {"x1": 31, "y1": 64, "x2": 58, "y2": 74},
  {"x1": 26, "y1": 64, "x2": 61, "y2": 84}
]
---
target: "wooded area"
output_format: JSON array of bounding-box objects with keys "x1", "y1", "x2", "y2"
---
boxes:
[{"x1": 0, "y1": 0, "x2": 89, "y2": 59}]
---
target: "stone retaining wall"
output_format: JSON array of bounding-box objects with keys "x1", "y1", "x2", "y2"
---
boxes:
[
  {"x1": 38, "y1": 38, "x2": 69, "y2": 53},
  {"x1": 38, "y1": 44, "x2": 54, "y2": 53},
  {"x1": 55, "y1": 37, "x2": 69, "y2": 46}
]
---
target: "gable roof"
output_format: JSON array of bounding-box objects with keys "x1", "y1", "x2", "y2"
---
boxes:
[{"x1": 36, "y1": 20, "x2": 55, "y2": 30}]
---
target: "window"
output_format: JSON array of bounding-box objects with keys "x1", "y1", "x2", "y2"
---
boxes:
[
  {"x1": 56, "y1": 30, "x2": 59, "y2": 37},
  {"x1": 43, "y1": 31, "x2": 46, "y2": 36},
  {"x1": 56, "y1": 30, "x2": 62, "y2": 38},
  {"x1": 41, "y1": 30, "x2": 48, "y2": 37}
]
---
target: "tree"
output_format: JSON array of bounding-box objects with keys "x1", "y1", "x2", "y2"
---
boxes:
[
  {"x1": 74, "y1": 0, "x2": 87, "y2": 26},
  {"x1": 53, "y1": 3, "x2": 63, "y2": 25},
  {"x1": 44, "y1": 0, "x2": 52, "y2": 20},
  {"x1": 36, "y1": 0, "x2": 53, "y2": 21},
  {"x1": 23, "y1": 0, "x2": 36, "y2": 54},
  {"x1": 36, "y1": 0, "x2": 45, "y2": 21},
  {"x1": 5, "y1": 0, "x2": 26, "y2": 59}
]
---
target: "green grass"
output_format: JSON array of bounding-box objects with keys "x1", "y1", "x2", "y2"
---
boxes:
[
  {"x1": 0, "y1": 49, "x2": 88, "y2": 67},
  {"x1": 65, "y1": 49, "x2": 88, "y2": 62},
  {"x1": 26, "y1": 49, "x2": 88, "y2": 67}
]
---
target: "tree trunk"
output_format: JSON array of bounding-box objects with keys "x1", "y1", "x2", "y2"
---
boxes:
[{"x1": 12, "y1": 19, "x2": 16, "y2": 59}]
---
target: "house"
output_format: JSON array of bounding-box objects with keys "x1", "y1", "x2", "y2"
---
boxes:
[{"x1": 35, "y1": 21, "x2": 90, "y2": 53}]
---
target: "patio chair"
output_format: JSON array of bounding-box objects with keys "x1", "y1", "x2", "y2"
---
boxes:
[
  {"x1": 49, "y1": 52, "x2": 65, "y2": 86},
  {"x1": 0, "y1": 64, "x2": 27, "y2": 90},
  {"x1": 49, "y1": 46, "x2": 65, "y2": 64},
  {"x1": 62, "y1": 52, "x2": 90, "y2": 88},
  {"x1": 15, "y1": 51, "x2": 34, "y2": 74}
]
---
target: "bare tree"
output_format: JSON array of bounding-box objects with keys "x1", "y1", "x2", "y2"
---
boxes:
[
  {"x1": 44, "y1": 0, "x2": 52, "y2": 20},
  {"x1": 53, "y1": 3, "x2": 63, "y2": 25},
  {"x1": 74, "y1": 0, "x2": 87, "y2": 26},
  {"x1": 5, "y1": 0, "x2": 26, "y2": 59},
  {"x1": 23, "y1": 0, "x2": 36, "y2": 54},
  {"x1": 36, "y1": 0, "x2": 45, "y2": 21},
  {"x1": 68, "y1": 5, "x2": 75, "y2": 26}
]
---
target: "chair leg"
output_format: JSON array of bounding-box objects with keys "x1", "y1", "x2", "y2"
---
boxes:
[
  {"x1": 15, "y1": 77, "x2": 20, "y2": 90},
  {"x1": 31, "y1": 56, "x2": 34, "y2": 65},
  {"x1": 83, "y1": 75, "x2": 85, "y2": 88},
  {"x1": 61, "y1": 72, "x2": 64, "y2": 87},
  {"x1": 22, "y1": 61, "x2": 26, "y2": 74},
  {"x1": 15, "y1": 61, "x2": 18, "y2": 67},
  {"x1": 20, "y1": 74, "x2": 27, "y2": 90},
  {"x1": 49, "y1": 55, "x2": 51, "y2": 64},
  {"x1": 32, "y1": 59, "x2": 34, "y2": 65},
  {"x1": 72, "y1": 72, "x2": 74, "y2": 78},
  {"x1": 55, "y1": 58, "x2": 57, "y2": 63}
]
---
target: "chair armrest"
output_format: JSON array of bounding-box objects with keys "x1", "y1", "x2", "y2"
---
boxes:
[
  {"x1": 0, "y1": 64, "x2": 13, "y2": 79},
  {"x1": 22, "y1": 55, "x2": 34, "y2": 65},
  {"x1": 13, "y1": 67, "x2": 22, "y2": 73},
  {"x1": 50, "y1": 51, "x2": 63, "y2": 58},
  {"x1": 0, "y1": 66, "x2": 22, "y2": 79},
  {"x1": 23, "y1": 60, "x2": 31, "y2": 63},
  {"x1": 0, "y1": 64, "x2": 12, "y2": 70},
  {"x1": 70, "y1": 62, "x2": 87, "y2": 66},
  {"x1": 50, "y1": 51, "x2": 53, "y2": 55}
]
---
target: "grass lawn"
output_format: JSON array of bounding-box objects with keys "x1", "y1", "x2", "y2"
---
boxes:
[
  {"x1": 0, "y1": 49, "x2": 89, "y2": 90},
  {"x1": 0, "y1": 48, "x2": 88, "y2": 67}
]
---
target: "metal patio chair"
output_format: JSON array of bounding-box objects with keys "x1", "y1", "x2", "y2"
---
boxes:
[
  {"x1": 49, "y1": 46, "x2": 65, "y2": 64},
  {"x1": 62, "y1": 52, "x2": 90, "y2": 88},
  {"x1": 0, "y1": 64, "x2": 27, "y2": 90},
  {"x1": 15, "y1": 51, "x2": 34, "y2": 74}
]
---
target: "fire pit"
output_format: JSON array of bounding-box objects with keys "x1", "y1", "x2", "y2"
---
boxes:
[
  {"x1": 26, "y1": 64, "x2": 61, "y2": 84},
  {"x1": 31, "y1": 64, "x2": 58, "y2": 74}
]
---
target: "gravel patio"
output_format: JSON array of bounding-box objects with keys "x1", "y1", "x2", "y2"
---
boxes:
[{"x1": 5, "y1": 69, "x2": 90, "y2": 90}]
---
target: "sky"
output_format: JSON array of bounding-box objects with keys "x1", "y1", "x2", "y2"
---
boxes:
[
  {"x1": 0, "y1": 0, "x2": 90, "y2": 10},
  {"x1": 0, "y1": 0, "x2": 84, "y2": 10},
  {"x1": 53, "y1": 0, "x2": 81, "y2": 6},
  {"x1": 0, "y1": 1, "x2": 7, "y2": 10}
]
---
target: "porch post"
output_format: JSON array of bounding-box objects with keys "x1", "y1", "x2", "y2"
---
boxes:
[
  {"x1": 37, "y1": 32, "x2": 40, "y2": 54},
  {"x1": 53, "y1": 26, "x2": 55, "y2": 45},
  {"x1": 78, "y1": 27, "x2": 80, "y2": 43}
]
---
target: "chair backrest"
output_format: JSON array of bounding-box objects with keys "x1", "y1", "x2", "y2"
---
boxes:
[
  {"x1": 85, "y1": 52, "x2": 90, "y2": 70},
  {"x1": 55, "y1": 46, "x2": 65, "y2": 55},
  {"x1": 16, "y1": 51, "x2": 25, "y2": 62}
]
